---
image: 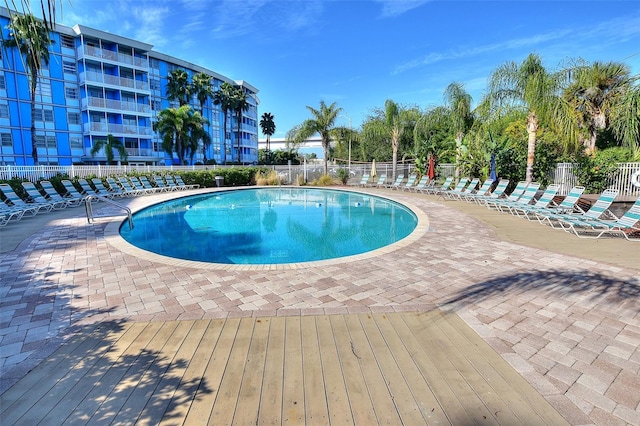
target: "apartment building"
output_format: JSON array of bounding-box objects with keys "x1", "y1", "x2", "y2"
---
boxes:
[{"x1": 0, "y1": 8, "x2": 259, "y2": 166}]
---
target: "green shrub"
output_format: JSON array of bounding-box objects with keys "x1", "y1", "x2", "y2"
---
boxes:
[
  {"x1": 574, "y1": 154, "x2": 619, "y2": 193},
  {"x1": 312, "y1": 175, "x2": 336, "y2": 186},
  {"x1": 336, "y1": 168, "x2": 349, "y2": 185}
]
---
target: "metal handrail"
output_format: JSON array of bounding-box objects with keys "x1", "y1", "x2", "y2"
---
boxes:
[{"x1": 85, "y1": 195, "x2": 134, "y2": 229}]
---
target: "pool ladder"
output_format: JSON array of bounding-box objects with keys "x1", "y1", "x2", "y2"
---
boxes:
[{"x1": 85, "y1": 195, "x2": 134, "y2": 230}]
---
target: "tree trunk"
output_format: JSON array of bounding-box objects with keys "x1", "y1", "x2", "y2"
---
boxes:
[
  {"x1": 526, "y1": 112, "x2": 538, "y2": 183},
  {"x1": 30, "y1": 78, "x2": 38, "y2": 165},
  {"x1": 392, "y1": 141, "x2": 398, "y2": 180},
  {"x1": 323, "y1": 140, "x2": 329, "y2": 175},
  {"x1": 454, "y1": 133, "x2": 463, "y2": 182}
]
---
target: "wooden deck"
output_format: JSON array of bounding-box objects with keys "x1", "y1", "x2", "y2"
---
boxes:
[{"x1": 1, "y1": 311, "x2": 568, "y2": 425}]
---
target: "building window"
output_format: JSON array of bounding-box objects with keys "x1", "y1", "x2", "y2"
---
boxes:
[
  {"x1": 35, "y1": 135, "x2": 56, "y2": 148},
  {"x1": 150, "y1": 58, "x2": 160, "y2": 70},
  {"x1": 150, "y1": 78, "x2": 160, "y2": 91},
  {"x1": 60, "y1": 34, "x2": 75, "y2": 49},
  {"x1": 0, "y1": 104, "x2": 8, "y2": 118},
  {"x1": 68, "y1": 112, "x2": 81, "y2": 125},
  {"x1": 36, "y1": 109, "x2": 54, "y2": 122},
  {"x1": 0, "y1": 75, "x2": 5, "y2": 90},
  {"x1": 62, "y1": 61, "x2": 76, "y2": 74},
  {"x1": 151, "y1": 100, "x2": 161, "y2": 111},
  {"x1": 35, "y1": 78, "x2": 51, "y2": 97},
  {"x1": 70, "y1": 135, "x2": 83, "y2": 149},
  {"x1": 65, "y1": 87, "x2": 78, "y2": 99},
  {"x1": 1, "y1": 132, "x2": 12, "y2": 146}
]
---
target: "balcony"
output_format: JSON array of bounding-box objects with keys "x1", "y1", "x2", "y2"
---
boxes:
[
  {"x1": 77, "y1": 45, "x2": 149, "y2": 69},
  {"x1": 82, "y1": 97, "x2": 151, "y2": 115},
  {"x1": 79, "y1": 71, "x2": 150, "y2": 92},
  {"x1": 84, "y1": 122, "x2": 153, "y2": 137}
]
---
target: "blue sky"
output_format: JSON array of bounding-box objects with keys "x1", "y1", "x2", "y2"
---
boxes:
[{"x1": 34, "y1": 0, "x2": 640, "y2": 138}]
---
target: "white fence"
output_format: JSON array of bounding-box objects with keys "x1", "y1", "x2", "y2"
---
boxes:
[{"x1": 1, "y1": 162, "x2": 638, "y2": 197}]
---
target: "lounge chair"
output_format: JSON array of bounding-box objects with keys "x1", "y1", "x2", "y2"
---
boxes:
[
  {"x1": 485, "y1": 181, "x2": 528, "y2": 210},
  {"x1": 164, "y1": 175, "x2": 185, "y2": 191},
  {"x1": 116, "y1": 176, "x2": 146, "y2": 196},
  {"x1": 0, "y1": 184, "x2": 48, "y2": 214},
  {"x1": 424, "y1": 176, "x2": 453, "y2": 195},
  {"x1": 386, "y1": 174, "x2": 405, "y2": 190},
  {"x1": 462, "y1": 179, "x2": 494, "y2": 202},
  {"x1": 129, "y1": 176, "x2": 158, "y2": 194},
  {"x1": 92, "y1": 178, "x2": 125, "y2": 198},
  {"x1": 411, "y1": 176, "x2": 432, "y2": 193},
  {"x1": 356, "y1": 174, "x2": 370, "y2": 187},
  {"x1": 400, "y1": 174, "x2": 418, "y2": 191},
  {"x1": 472, "y1": 179, "x2": 510, "y2": 204},
  {"x1": 495, "y1": 182, "x2": 541, "y2": 213},
  {"x1": 532, "y1": 186, "x2": 586, "y2": 223},
  {"x1": 78, "y1": 179, "x2": 112, "y2": 199},
  {"x1": 1, "y1": 200, "x2": 30, "y2": 223},
  {"x1": 557, "y1": 196, "x2": 640, "y2": 240},
  {"x1": 40, "y1": 180, "x2": 83, "y2": 207},
  {"x1": 368, "y1": 174, "x2": 387, "y2": 188},
  {"x1": 153, "y1": 175, "x2": 178, "y2": 191},
  {"x1": 509, "y1": 183, "x2": 559, "y2": 217},
  {"x1": 439, "y1": 177, "x2": 470, "y2": 200},
  {"x1": 140, "y1": 176, "x2": 167, "y2": 193},
  {"x1": 173, "y1": 175, "x2": 200, "y2": 189},
  {"x1": 21, "y1": 182, "x2": 67, "y2": 210},
  {"x1": 61, "y1": 180, "x2": 89, "y2": 203},
  {"x1": 540, "y1": 188, "x2": 619, "y2": 229}
]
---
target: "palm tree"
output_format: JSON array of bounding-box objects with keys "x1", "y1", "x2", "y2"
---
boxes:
[
  {"x1": 166, "y1": 69, "x2": 191, "y2": 106},
  {"x1": 192, "y1": 72, "x2": 214, "y2": 162},
  {"x1": 290, "y1": 101, "x2": 342, "y2": 175},
  {"x1": 564, "y1": 61, "x2": 633, "y2": 153},
  {"x1": 2, "y1": 13, "x2": 54, "y2": 165},
  {"x1": 362, "y1": 100, "x2": 416, "y2": 179},
  {"x1": 90, "y1": 134, "x2": 128, "y2": 165},
  {"x1": 154, "y1": 105, "x2": 208, "y2": 165},
  {"x1": 213, "y1": 82, "x2": 236, "y2": 164},
  {"x1": 444, "y1": 82, "x2": 474, "y2": 180},
  {"x1": 487, "y1": 53, "x2": 570, "y2": 183},
  {"x1": 231, "y1": 86, "x2": 249, "y2": 164},
  {"x1": 610, "y1": 82, "x2": 640, "y2": 153},
  {"x1": 260, "y1": 112, "x2": 276, "y2": 163}
]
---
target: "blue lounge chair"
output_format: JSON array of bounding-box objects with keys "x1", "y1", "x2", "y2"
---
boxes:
[
  {"x1": 173, "y1": 175, "x2": 200, "y2": 189},
  {"x1": 541, "y1": 188, "x2": 619, "y2": 229},
  {"x1": 386, "y1": 174, "x2": 405, "y2": 189},
  {"x1": 92, "y1": 178, "x2": 125, "y2": 198},
  {"x1": 355, "y1": 174, "x2": 370, "y2": 187},
  {"x1": 531, "y1": 186, "x2": 586, "y2": 223},
  {"x1": 462, "y1": 179, "x2": 493, "y2": 202},
  {"x1": 40, "y1": 180, "x2": 83, "y2": 207},
  {"x1": 424, "y1": 177, "x2": 453, "y2": 195},
  {"x1": 369, "y1": 174, "x2": 387, "y2": 188},
  {"x1": 485, "y1": 181, "x2": 528, "y2": 210},
  {"x1": 21, "y1": 182, "x2": 67, "y2": 210},
  {"x1": 439, "y1": 177, "x2": 470, "y2": 200},
  {"x1": 509, "y1": 183, "x2": 560, "y2": 217},
  {"x1": 557, "y1": 196, "x2": 640, "y2": 240},
  {"x1": 411, "y1": 176, "x2": 432, "y2": 193},
  {"x1": 400, "y1": 174, "x2": 418, "y2": 191}
]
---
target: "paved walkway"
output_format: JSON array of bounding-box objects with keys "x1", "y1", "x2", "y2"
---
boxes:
[{"x1": 0, "y1": 187, "x2": 638, "y2": 425}]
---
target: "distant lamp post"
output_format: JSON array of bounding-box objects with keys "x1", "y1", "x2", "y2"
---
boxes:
[{"x1": 339, "y1": 114, "x2": 352, "y2": 172}]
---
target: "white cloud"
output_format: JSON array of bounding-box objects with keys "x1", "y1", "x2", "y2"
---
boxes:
[{"x1": 374, "y1": 0, "x2": 431, "y2": 18}]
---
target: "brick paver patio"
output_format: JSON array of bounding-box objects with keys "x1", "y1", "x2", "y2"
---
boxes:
[{"x1": 0, "y1": 187, "x2": 638, "y2": 425}]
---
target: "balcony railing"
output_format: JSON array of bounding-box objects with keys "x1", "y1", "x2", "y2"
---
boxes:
[
  {"x1": 78, "y1": 45, "x2": 149, "y2": 69},
  {"x1": 80, "y1": 71, "x2": 150, "y2": 92},
  {"x1": 83, "y1": 122, "x2": 153, "y2": 136},
  {"x1": 81, "y1": 97, "x2": 151, "y2": 114}
]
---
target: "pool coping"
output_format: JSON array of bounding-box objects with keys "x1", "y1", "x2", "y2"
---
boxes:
[{"x1": 104, "y1": 186, "x2": 431, "y2": 271}]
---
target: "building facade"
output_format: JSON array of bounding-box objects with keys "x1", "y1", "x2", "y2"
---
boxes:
[{"x1": 0, "y1": 8, "x2": 259, "y2": 166}]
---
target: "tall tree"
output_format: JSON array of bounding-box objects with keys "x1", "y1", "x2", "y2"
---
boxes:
[
  {"x1": 166, "y1": 69, "x2": 191, "y2": 106},
  {"x1": 90, "y1": 134, "x2": 128, "y2": 165},
  {"x1": 260, "y1": 112, "x2": 276, "y2": 163},
  {"x1": 213, "y1": 82, "x2": 235, "y2": 164},
  {"x1": 564, "y1": 61, "x2": 633, "y2": 153},
  {"x1": 610, "y1": 82, "x2": 640, "y2": 153},
  {"x1": 362, "y1": 100, "x2": 416, "y2": 179},
  {"x1": 2, "y1": 13, "x2": 54, "y2": 165},
  {"x1": 192, "y1": 72, "x2": 214, "y2": 162},
  {"x1": 154, "y1": 105, "x2": 208, "y2": 165},
  {"x1": 487, "y1": 53, "x2": 569, "y2": 183},
  {"x1": 290, "y1": 101, "x2": 342, "y2": 175},
  {"x1": 231, "y1": 86, "x2": 249, "y2": 164},
  {"x1": 443, "y1": 82, "x2": 474, "y2": 180}
]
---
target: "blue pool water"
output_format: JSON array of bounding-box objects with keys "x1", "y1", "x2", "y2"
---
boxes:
[{"x1": 120, "y1": 188, "x2": 418, "y2": 264}]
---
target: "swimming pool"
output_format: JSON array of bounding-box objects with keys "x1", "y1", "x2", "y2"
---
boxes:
[{"x1": 120, "y1": 188, "x2": 418, "y2": 265}]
